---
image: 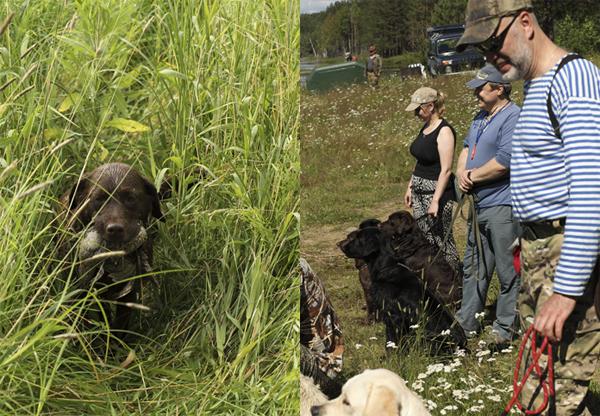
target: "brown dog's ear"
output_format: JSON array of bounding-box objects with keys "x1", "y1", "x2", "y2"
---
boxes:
[
  {"x1": 65, "y1": 175, "x2": 90, "y2": 212},
  {"x1": 364, "y1": 385, "x2": 400, "y2": 416},
  {"x1": 143, "y1": 177, "x2": 165, "y2": 222},
  {"x1": 59, "y1": 175, "x2": 92, "y2": 231}
]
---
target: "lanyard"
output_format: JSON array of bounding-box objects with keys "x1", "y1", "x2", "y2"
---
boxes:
[{"x1": 470, "y1": 102, "x2": 511, "y2": 160}]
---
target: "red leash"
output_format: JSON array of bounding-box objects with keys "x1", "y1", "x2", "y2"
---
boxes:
[{"x1": 501, "y1": 324, "x2": 555, "y2": 415}]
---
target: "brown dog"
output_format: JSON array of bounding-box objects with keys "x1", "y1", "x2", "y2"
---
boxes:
[{"x1": 59, "y1": 163, "x2": 163, "y2": 335}]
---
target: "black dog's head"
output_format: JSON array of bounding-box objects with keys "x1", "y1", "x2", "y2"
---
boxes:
[
  {"x1": 337, "y1": 227, "x2": 381, "y2": 259},
  {"x1": 379, "y1": 211, "x2": 416, "y2": 238},
  {"x1": 64, "y1": 163, "x2": 163, "y2": 248},
  {"x1": 359, "y1": 218, "x2": 381, "y2": 229}
]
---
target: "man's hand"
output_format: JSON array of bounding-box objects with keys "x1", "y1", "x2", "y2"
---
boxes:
[
  {"x1": 459, "y1": 169, "x2": 474, "y2": 193},
  {"x1": 533, "y1": 293, "x2": 577, "y2": 342}
]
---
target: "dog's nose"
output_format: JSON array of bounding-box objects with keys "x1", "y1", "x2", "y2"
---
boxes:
[
  {"x1": 106, "y1": 223, "x2": 124, "y2": 238},
  {"x1": 310, "y1": 405, "x2": 320, "y2": 416}
]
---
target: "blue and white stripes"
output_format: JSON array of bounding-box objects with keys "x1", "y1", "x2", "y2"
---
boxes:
[{"x1": 511, "y1": 56, "x2": 600, "y2": 296}]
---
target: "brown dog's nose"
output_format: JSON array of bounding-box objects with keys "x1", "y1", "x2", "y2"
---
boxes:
[{"x1": 106, "y1": 223, "x2": 124, "y2": 239}]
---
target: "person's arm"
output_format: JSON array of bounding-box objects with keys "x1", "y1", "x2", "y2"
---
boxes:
[
  {"x1": 468, "y1": 108, "x2": 518, "y2": 185},
  {"x1": 427, "y1": 126, "x2": 454, "y2": 217},
  {"x1": 456, "y1": 147, "x2": 472, "y2": 193},
  {"x1": 404, "y1": 175, "x2": 413, "y2": 208},
  {"x1": 534, "y1": 92, "x2": 600, "y2": 342},
  {"x1": 468, "y1": 158, "x2": 508, "y2": 183}
]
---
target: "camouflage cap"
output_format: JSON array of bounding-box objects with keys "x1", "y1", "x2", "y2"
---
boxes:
[
  {"x1": 405, "y1": 87, "x2": 438, "y2": 112},
  {"x1": 456, "y1": 0, "x2": 532, "y2": 52}
]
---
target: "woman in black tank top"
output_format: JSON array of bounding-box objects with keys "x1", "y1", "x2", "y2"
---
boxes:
[{"x1": 404, "y1": 87, "x2": 461, "y2": 273}]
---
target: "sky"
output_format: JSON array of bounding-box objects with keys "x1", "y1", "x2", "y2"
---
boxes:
[{"x1": 300, "y1": 0, "x2": 337, "y2": 14}]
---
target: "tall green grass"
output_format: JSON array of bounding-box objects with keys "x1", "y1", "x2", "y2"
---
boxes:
[{"x1": 0, "y1": 0, "x2": 299, "y2": 414}]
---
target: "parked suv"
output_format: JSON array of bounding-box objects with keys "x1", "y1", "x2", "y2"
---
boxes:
[{"x1": 426, "y1": 24, "x2": 485, "y2": 76}]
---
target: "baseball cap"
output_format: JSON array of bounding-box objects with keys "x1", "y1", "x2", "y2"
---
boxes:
[
  {"x1": 405, "y1": 87, "x2": 438, "y2": 112},
  {"x1": 466, "y1": 64, "x2": 510, "y2": 89},
  {"x1": 456, "y1": 0, "x2": 532, "y2": 52}
]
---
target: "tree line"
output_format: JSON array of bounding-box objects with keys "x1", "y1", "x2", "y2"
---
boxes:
[{"x1": 301, "y1": 0, "x2": 600, "y2": 59}]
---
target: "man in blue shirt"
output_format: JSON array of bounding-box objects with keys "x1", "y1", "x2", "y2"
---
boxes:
[
  {"x1": 458, "y1": 1, "x2": 600, "y2": 413},
  {"x1": 456, "y1": 64, "x2": 521, "y2": 348}
]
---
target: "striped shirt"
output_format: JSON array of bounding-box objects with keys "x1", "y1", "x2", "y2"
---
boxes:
[{"x1": 511, "y1": 56, "x2": 600, "y2": 296}]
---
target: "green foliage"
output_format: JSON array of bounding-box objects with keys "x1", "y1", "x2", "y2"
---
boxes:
[
  {"x1": 0, "y1": 0, "x2": 299, "y2": 413},
  {"x1": 554, "y1": 15, "x2": 600, "y2": 55},
  {"x1": 430, "y1": 0, "x2": 468, "y2": 26},
  {"x1": 302, "y1": 0, "x2": 600, "y2": 59}
]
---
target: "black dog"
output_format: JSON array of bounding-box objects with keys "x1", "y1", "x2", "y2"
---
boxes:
[
  {"x1": 338, "y1": 226, "x2": 466, "y2": 353},
  {"x1": 58, "y1": 163, "x2": 164, "y2": 336},
  {"x1": 355, "y1": 219, "x2": 381, "y2": 322},
  {"x1": 379, "y1": 211, "x2": 463, "y2": 310}
]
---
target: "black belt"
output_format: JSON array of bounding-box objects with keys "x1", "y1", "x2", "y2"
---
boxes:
[{"x1": 521, "y1": 218, "x2": 565, "y2": 240}]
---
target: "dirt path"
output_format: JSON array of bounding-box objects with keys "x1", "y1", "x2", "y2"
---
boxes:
[{"x1": 300, "y1": 199, "x2": 401, "y2": 266}]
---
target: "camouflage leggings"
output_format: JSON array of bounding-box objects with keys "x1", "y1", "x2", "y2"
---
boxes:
[
  {"x1": 519, "y1": 226, "x2": 600, "y2": 416},
  {"x1": 367, "y1": 72, "x2": 379, "y2": 87}
]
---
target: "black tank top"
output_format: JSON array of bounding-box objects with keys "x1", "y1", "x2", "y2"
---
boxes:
[{"x1": 409, "y1": 118, "x2": 456, "y2": 181}]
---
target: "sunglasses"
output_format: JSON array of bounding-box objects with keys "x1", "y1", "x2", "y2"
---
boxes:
[
  {"x1": 414, "y1": 103, "x2": 432, "y2": 116},
  {"x1": 475, "y1": 13, "x2": 519, "y2": 54}
]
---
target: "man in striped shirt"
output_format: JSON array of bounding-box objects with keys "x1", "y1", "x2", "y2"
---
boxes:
[{"x1": 458, "y1": 1, "x2": 600, "y2": 414}]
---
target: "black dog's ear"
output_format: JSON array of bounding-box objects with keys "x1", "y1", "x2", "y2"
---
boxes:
[{"x1": 143, "y1": 177, "x2": 165, "y2": 222}]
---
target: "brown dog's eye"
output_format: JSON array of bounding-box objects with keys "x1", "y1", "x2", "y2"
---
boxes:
[
  {"x1": 91, "y1": 192, "x2": 108, "y2": 208},
  {"x1": 342, "y1": 398, "x2": 350, "y2": 406},
  {"x1": 119, "y1": 190, "x2": 137, "y2": 207}
]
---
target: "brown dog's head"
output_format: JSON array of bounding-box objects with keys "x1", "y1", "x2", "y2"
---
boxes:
[{"x1": 65, "y1": 163, "x2": 163, "y2": 247}]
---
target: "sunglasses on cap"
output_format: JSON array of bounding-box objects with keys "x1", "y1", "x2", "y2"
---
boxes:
[{"x1": 475, "y1": 13, "x2": 519, "y2": 54}]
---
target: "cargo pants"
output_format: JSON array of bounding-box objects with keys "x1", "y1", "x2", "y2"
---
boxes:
[{"x1": 518, "y1": 223, "x2": 600, "y2": 415}]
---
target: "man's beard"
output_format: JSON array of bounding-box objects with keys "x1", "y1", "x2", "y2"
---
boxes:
[{"x1": 501, "y1": 32, "x2": 532, "y2": 81}]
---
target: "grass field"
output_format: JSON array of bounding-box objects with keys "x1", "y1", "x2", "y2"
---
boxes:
[
  {"x1": 300, "y1": 58, "x2": 600, "y2": 415},
  {"x1": 0, "y1": 0, "x2": 299, "y2": 414}
]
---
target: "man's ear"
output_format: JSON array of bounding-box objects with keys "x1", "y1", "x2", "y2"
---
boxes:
[
  {"x1": 364, "y1": 385, "x2": 400, "y2": 416},
  {"x1": 143, "y1": 177, "x2": 165, "y2": 222},
  {"x1": 519, "y1": 10, "x2": 535, "y2": 40}
]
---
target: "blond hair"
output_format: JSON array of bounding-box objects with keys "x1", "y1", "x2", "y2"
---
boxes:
[{"x1": 432, "y1": 90, "x2": 446, "y2": 116}]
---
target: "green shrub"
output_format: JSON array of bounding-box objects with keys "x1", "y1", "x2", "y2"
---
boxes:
[{"x1": 555, "y1": 15, "x2": 600, "y2": 55}]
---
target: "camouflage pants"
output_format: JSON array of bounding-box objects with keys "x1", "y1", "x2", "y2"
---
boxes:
[
  {"x1": 518, "y1": 226, "x2": 600, "y2": 415},
  {"x1": 367, "y1": 72, "x2": 379, "y2": 87}
]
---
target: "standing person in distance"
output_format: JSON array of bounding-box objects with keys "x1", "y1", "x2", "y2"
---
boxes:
[{"x1": 365, "y1": 45, "x2": 382, "y2": 87}]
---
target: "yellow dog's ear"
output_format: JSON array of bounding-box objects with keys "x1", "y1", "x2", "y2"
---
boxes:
[{"x1": 364, "y1": 385, "x2": 401, "y2": 416}]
